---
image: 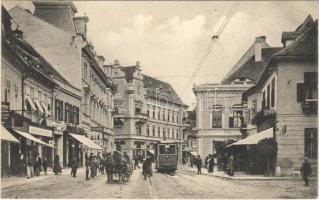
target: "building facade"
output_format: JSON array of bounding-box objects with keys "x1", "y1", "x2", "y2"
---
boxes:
[
  {"x1": 9, "y1": 2, "x2": 115, "y2": 161},
  {"x1": 1, "y1": 6, "x2": 58, "y2": 175},
  {"x1": 250, "y1": 16, "x2": 318, "y2": 175},
  {"x1": 193, "y1": 83, "x2": 251, "y2": 160},
  {"x1": 107, "y1": 60, "x2": 187, "y2": 160}
]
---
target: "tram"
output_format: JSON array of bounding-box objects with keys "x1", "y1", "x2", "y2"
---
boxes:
[{"x1": 154, "y1": 141, "x2": 178, "y2": 172}]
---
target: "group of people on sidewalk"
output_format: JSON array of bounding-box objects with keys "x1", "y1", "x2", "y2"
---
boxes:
[
  {"x1": 17, "y1": 151, "x2": 48, "y2": 179},
  {"x1": 189, "y1": 154, "x2": 234, "y2": 176}
]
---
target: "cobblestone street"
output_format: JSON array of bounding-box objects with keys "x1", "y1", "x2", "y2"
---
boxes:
[{"x1": 1, "y1": 168, "x2": 317, "y2": 199}]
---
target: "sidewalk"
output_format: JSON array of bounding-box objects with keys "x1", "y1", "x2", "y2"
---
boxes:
[
  {"x1": 1, "y1": 167, "x2": 85, "y2": 189},
  {"x1": 184, "y1": 166, "x2": 315, "y2": 181}
]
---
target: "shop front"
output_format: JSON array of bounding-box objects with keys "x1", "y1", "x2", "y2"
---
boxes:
[{"x1": 1, "y1": 124, "x2": 20, "y2": 177}]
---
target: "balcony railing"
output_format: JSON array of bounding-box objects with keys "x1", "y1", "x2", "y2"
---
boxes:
[{"x1": 302, "y1": 99, "x2": 318, "y2": 115}]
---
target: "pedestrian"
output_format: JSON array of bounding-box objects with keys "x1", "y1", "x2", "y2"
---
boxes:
[
  {"x1": 195, "y1": 155, "x2": 202, "y2": 174},
  {"x1": 26, "y1": 152, "x2": 34, "y2": 178},
  {"x1": 300, "y1": 157, "x2": 312, "y2": 186},
  {"x1": 37, "y1": 155, "x2": 42, "y2": 176},
  {"x1": 205, "y1": 154, "x2": 210, "y2": 168},
  {"x1": 105, "y1": 153, "x2": 113, "y2": 183},
  {"x1": 97, "y1": 152, "x2": 102, "y2": 174},
  {"x1": 190, "y1": 156, "x2": 194, "y2": 168},
  {"x1": 53, "y1": 155, "x2": 62, "y2": 175},
  {"x1": 70, "y1": 157, "x2": 79, "y2": 178},
  {"x1": 85, "y1": 153, "x2": 90, "y2": 181},
  {"x1": 208, "y1": 155, "x2": 214, "y2": 173},
  {"x1": 42, "y1": 158, "x2": 48, "y2": 175},
  {"x1": 19, "y1": 152, "x2": 26, "y2": 177},
  {"x1": 227, "y1": 155, "x2": 235, "y2": 176},
  {"x1": 142, "y1": 158, "x2": 150, "y2": 180},
  {"x1": 91, "y1": 155, "x2": 98, "y2": 178},
  {"x1": 133, "y1": 154, "x2": 140, "y2": 170}
]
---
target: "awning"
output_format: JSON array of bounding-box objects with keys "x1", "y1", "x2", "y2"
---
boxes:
[
  {"x1": 13, "y1": 129, "x2": 54, "y2": 148},
  {"x1": 227, "y1": 128, "x2": 273, "y2": 148},
  {"x1": 34, "y1": 99, "x2": 44, "y2": 113},
  {"x1": 25, "y1": 95, "x2": 37, "y2": 110},
  {"x1": 1, "y1": 125, "x2": 20, "y2": 143},
  {"x1": 69, "y1": 133, "x2": 103, "y2": 150},
  {"x1": 147, "y1": 149, "x2": 154, "y2": 155},
  {"x1": 188, "y1": 151, "x2": 198, "y2": 157},
  {"x1": 40, "y1": 101, "x2": 50, "y2": 115}
]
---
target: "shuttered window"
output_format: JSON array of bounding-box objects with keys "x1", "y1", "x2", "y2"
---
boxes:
[
  {"x1": 271, "y1": 78, "x2": 275, "y2": 107},
  {"x1": 212, "y1": 110, "x2": 222, "y2": 128},
  {"x1": 297, "y1": 83, "x2": 305, "y2": 102},
  {"x1": 305, "y1": 128, "x2": 317, "y2": 159}
]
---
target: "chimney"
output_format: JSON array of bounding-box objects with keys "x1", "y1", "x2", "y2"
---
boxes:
[
  {"x1": 97, "y1": 55, "x2": 105, "y2": 67},
  {"x1": 254, "y1": 36, "x2": 266, "y2": 62},
  {"x1": 73, "y1": 16, "x2": 89, "y2": 39},
  {"x1": 33, "y1": 1, "x2": 78, "y2": 34},
  {"x1": 136, "y1": 61, "x2": 140, "y2": 68}
]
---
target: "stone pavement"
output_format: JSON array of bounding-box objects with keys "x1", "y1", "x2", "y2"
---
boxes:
[
  {"x1": 184, "y1": 166, "x2": 314, "y2": 181},
  {"x1": 1, "y1": 167, "x2": 85, "y2": 189}
]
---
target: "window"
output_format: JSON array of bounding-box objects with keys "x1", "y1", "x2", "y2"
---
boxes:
[
  {"x1": 5, "y1": 79, "x2": 11, "y2": 102},
  {"x1": 38, "y1": 90, "x2": 41, "y2": 100},
  {"x1": 147, "y1": 107, "x2": 150, "y2": 117},
  {"x1": 152, "y1": 126, "x2": 155, "y2": 137},
  {"x1": 30, "y1": 87, "x2": 34, "y2": 99},
  {"x1": 172, "y1": 111, "x2": 175, "y2": 123},
  {"x1": 152, "y1": 106, "x2": 156, "y2": 119},
  {"x1": 14, "y1": 84, "x2": 18, "y2": 99},
  {"x1": 168, "y1": 128, "x2": 170, "y2": 138},
  {"x1": 136, "y1": 123, "x2": 141, "y2": 135},
  {"x1": 229, "y1": 111, "x2": 243, "y2": 128},
  {"x1": 305, "y1": 128, "x2": 317, "y2": 159},
  {"x1": 163, "y1": 109, "x2": 166, "y2": 121},
  {"x1": 163, "y1": 128, "x2": 166, "y2": 138},
  {"x1": 297, "y1": 72, "x2": 318, "y2": 102},
  {"x1": 83, "y1": 63, "x2": 88, "y2": 80},
  {"x1": 55, "y1": 99, "x2": 64, "y2": 121},
  {"x1": 168, "y1": 110, "x2": 170, "y2": 122},
  {"x1": 266, "y1": 84, "x2": 270, "y2": 108},
  {"x1": 271, "y1": 78, "x2": 275, "y2": 107},
  {"x1": 158, "y1": 126, "x2": 160, "y2": 137},
  {"x1": 64, "y1": 103, "x2": 69, "y2": 122},
  {"x1": 172, "y1": 129, "x2": 175, "y2": 139},
  {"x1": 211, "y1": 110, "x2": 222, "y2": 128},
  {"x1": 158, "y1": 145, "x2": 176, "y2": 155},
  {"x1": 176, "y1": 130, "x2": 179, "y2": 139},
  {"x1": 147, "y1": 125, "x2": 150, "y2": 136},
  {"x1": 157, "y1": 108, "x2": 161, "y2": 120}
]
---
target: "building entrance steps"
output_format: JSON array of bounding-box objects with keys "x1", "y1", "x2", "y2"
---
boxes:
[{"x1": 1, "y1": 167, "x2": 85, "y2": 189}]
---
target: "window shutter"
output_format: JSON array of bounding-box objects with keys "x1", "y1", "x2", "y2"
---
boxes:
[{"x1": 297, "y1": 83, "x2": 305, "y2": 102}]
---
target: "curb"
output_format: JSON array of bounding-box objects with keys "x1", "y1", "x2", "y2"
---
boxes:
[{"x1": 185, "y1": 169, "x2": 316, "y2": 181}]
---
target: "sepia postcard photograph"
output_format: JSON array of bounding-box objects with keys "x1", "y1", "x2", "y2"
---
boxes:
[{"x1": 0, "y1": 0, "x2": 318, "y2": 199}]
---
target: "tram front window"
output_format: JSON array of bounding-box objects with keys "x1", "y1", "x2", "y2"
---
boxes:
[{"x1": 159, "y1": 145, "x2": 176, "y2": 154}]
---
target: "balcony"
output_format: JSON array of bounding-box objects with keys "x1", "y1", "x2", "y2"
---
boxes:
[
  {"x1": 302, "y1": 99, "x2": 317, "y2": 115},
  {"x1": 135, "y1": 112, "x2": 148, "y2": 123}
]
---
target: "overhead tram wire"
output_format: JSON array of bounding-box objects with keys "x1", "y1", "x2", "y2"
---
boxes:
[{"x1": 183, "y1": 1, "x2": 240, "y2": 92}]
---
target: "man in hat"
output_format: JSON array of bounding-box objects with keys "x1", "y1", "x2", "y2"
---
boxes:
[{"x1": 300, "y1": 157, "x2": 312, "y2": 186}]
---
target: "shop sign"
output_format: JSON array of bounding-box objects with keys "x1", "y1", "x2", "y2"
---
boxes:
[
  {"x1": 29, "y1": 126, "x2": 52, "y2": 138},
  {"x1": 1, "y1": 102, "x2": 10, "y2": 121},
  {"x1": 91, "y1": 127, "x2": 105, "y2": 132}
]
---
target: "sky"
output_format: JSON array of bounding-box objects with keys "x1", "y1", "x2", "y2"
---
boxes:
[{"x1": 3, "y1": 1, "x2": 319, "y2": 109}]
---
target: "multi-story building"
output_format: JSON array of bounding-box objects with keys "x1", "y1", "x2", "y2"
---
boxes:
[
  {"x1": 1, "y1": 6, "x2": 60, "y2": 175},
  {"x1": 106, "y1": 60, "x2": 187, "y2": 160},
  {"x1": 10, "y1": 2, "x2": 115, "y2": 160},
  {"x1": 240, "y1": 16, "x2": 317, "y2": 175},
  {"x1": 181, "y1": 110, "x2": 198, "y2": 160},
  {"x1": 193, "y1": 83, "x2": 251, "y2": 160}
]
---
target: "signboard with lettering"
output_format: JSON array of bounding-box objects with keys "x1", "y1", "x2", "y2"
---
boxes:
[
  {"x1": 91, "y1": 127, "x2": 105, "y2": 133},
  {"x1": 1, "y1": 102, "x2": 10, "y2": 121},
  {"x1": 29, "y1": 126, "x2": 53, "y2": 138}
]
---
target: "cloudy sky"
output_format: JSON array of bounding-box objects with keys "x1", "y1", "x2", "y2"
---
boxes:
[{"x1": 3, "y1": 1, "x2": 319, "y2": 108}]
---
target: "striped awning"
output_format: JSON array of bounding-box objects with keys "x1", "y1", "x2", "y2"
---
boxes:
[
  {"x1": 13, "y1": 129, "x2": 54, "y2": 148},
  {"x1": 227, "y1": 128, "x2": 273, "y2": 148},
  {"x1": 1, "y1": 125, "x2": 20, "y2": 143},
  {"x1": 69, "y1": 133, "x2": 103, "y2": 150}
]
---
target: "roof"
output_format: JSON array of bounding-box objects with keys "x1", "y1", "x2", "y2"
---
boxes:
[
  {"x1": 143, "y1": 74, "x2": 183, "y2": 105},
  {"x1": 222, "y1": 37, "x2": 270, "y2": 84},
  {"x1": 274, "y1": 20, "x2": 317, "y2": 58},
  {"x1": 14, "y1": 36, "x2": 71, "y2": 86},
  {"x1": 225, "y1": 47, "x2": 282, "y2": 84}
]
